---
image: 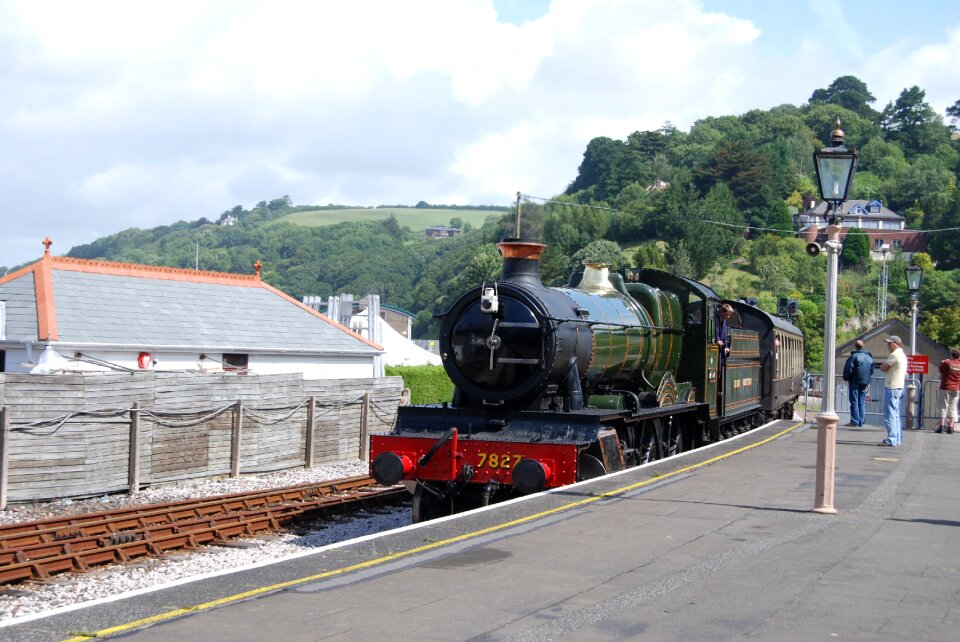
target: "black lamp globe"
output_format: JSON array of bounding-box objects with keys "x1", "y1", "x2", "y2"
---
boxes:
[
  {"x1": 813, "y1": 118, "x2": 858, "y2": 223},
  {"x1": 905, "y1": 264, "x2": 923, "y2": 292}
]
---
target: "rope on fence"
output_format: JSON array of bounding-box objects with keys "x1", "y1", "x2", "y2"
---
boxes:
[
  {"x1": 370, "y1": 400, "x2": 400, "y2": 425},
  {"x1": 242, "y1": 399, "x2": 309, "y2": 424},
  {"x1": 138, "y1": 403, "x2": 236, "y2": 428},
  {"x1": 6, "y1": 393, "x2": 401, "y2": 434},
  {"x1": 12, "y1": 407, "x2": 132, "y2": 436}
]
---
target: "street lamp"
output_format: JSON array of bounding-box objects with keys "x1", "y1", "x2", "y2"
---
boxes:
[
  {"x1": 812, "y1": 118, "x2": 858, "y2": 515},
  {"x1": 905, "y1": 264, "x2": 923, "y2": 430}
]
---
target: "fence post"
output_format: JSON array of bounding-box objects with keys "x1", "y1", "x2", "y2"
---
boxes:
[
  {"x1": 305, "y1": 395, "x2": 316, "y2": 469},
  {"x1": 359, "y1": 392, "x2": 371, "y2": 462},
  {"x1": 231, "y1": 399, "x2": 243, "y2": 477},
  {"x1": 0, "y1": 407, "x2": 9, "y2": 510},
  {"x1": 128, "y1": 402, "x2": 140, "y2": 494}
]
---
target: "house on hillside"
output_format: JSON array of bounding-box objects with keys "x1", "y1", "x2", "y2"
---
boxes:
[
  {"x1": 795, "y1": 199, "x2": 927, "y2": 260},
  {"x1": 425, "y1": 225, "x2": 461, "y2": 238},
  {"x1": 0, "y1": 239, "x2": 383, "y2": 377}
]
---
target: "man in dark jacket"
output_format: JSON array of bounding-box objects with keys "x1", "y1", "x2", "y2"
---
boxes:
[{"x1": 842, "y1": 340, "x2": 874, "y2": 426}]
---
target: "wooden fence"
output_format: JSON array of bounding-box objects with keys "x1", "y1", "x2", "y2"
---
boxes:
[{"x1": 0, "y1": 372, "x2": 404, "y2": 507}]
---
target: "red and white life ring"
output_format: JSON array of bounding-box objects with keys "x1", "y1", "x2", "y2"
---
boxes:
[{"x1": 137, "y1": 352, "x2": 153, "y2": 369}]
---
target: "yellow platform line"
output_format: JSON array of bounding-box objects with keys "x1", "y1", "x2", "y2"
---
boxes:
[{"x1": 63, "y1": 421, "x2": 803, "y2": 641}]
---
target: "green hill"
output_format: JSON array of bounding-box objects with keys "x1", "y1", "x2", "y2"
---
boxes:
[{"x1": 274, "y1": 207, "x2": 503, "y2": 231}]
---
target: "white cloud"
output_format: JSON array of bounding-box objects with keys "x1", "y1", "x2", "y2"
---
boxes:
[{"x1": 1, "y1": 0, "x2": 959, "y2": 270}]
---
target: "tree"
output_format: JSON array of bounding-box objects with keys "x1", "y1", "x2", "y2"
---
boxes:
[
  {"x1": 840, "y1": 228, "x2": 870, "y2": 269},
  {"x1": 569, "y1": 240, "x2": 624, "y2": 273},
  {"x1": 920, "y1": 305, "x2": 960, "y2": 350},
  {"x1": 694, "y1": 138, "x2": 775, "y2": 211},
  {"x1": 809, "y1": 76, "x2": 878, "y2": 119},
  {"x1": 682, "y1": 183, "x2": 745, "y2": 278},
  {"x1": 267, "y1": 195, "x2": 293, "y2": 210},
  {"x1": 947, "y1": 99, "x2": 960, "y2": 132},
  {"x1": 632, "y1": 241, "x2": 668, "y2": 270},
  {"x1": 566, "y1": 136, "x2": 632, "y2": 201},
  {"x1": 887, "y1": 154, "x2": 955, "y2": 221},
  {"x1": 445, "y1": 244, "x2": 501, "y2": 295},
  {"x1": 666, "y1": 240, "x2": 695, "y2": 278},
  {"x1": 856, "y1": 137, "x2": 908, "y2": 179},
  {"x1": 880, "y1": 86, "x2": 951, "y2": 158},
  {"x1": 383, "y1": 215, "x2": 404, "y2": 240},
  {"x1": 803, "y1": 104, "x2": 880, "y2": 152}
]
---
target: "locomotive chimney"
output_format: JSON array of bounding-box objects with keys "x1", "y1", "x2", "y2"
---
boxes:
[{"x1": 497, "y1": 239, "x2": 546, "y2": 287}]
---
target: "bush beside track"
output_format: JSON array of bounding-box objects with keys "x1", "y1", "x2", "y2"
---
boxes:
[{"x1": 385, "y1": 365, "x2": 454, "y2": 404}]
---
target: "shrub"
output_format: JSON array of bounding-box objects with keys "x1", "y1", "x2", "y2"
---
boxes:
[{"x1": 385, "y1": 365, "x2": 454, "y2": 404}]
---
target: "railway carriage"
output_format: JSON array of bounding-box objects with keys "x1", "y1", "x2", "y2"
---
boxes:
[{"x1": 370, "y1": 239, "x2": 804, "y2": 521}]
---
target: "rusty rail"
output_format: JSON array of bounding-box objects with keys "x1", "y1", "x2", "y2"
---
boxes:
[{"x1": 0, "y1": 476, "x2": 404, "y2": 585}]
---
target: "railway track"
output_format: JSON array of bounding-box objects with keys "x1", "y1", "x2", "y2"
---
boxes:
[{"x1": 0, "y1": 475, "x2": 405, "y2": 585}]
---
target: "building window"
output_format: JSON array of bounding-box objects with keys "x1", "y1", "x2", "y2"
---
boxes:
[
  {"x1": 0, "y1": 350, "x2": 5, "y2": 373},
  {"x1": 222, "y1": 353, "x2": 249, "y2": 374},
  {"x1": 874, "y1": 239, "x2": 884, "y2": 250},
  {"x1": 892, "y1": 240, "x2": 902, "y2": 250}
]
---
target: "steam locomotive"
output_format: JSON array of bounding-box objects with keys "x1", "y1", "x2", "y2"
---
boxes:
[{"x1": 371, "y1": 239, "x2": 804, "y2": 521}]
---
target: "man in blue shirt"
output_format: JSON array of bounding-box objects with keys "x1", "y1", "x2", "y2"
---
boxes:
[{"x1": 842, "y1": 340, "x2": 874, "y2": 427}]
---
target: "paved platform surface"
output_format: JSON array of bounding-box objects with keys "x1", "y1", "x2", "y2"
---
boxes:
[{"x1": 4, "y1": 419, "x2": 960, "y2": 641}]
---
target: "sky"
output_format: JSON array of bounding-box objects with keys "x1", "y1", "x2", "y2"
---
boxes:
[{"x1": 1, "y1": 0, "x2": 958, "y2": 270}]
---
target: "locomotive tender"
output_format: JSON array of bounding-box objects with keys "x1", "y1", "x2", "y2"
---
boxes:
[{"x1": 371, "y1": 239, "x2": 804, "y2": 521}]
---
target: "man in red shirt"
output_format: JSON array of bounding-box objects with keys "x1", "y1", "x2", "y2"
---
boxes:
[{"x1": 936, "y1": 347, "x2": 960, "y2": 433}]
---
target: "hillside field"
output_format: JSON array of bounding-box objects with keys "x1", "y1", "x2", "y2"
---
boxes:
[{"x1": 273, "y1": 207, "x2": 504, "y2": 231}]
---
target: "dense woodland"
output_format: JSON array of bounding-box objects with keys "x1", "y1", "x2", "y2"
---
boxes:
[{"x1": 7, "y1": 76, "x2": 960, "y2": 370}]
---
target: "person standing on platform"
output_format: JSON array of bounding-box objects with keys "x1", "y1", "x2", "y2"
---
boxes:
[
  {"x1": 935, "y1": 347, "x2": 960, "y2": 433},
  {"x1": 842, "y1": 340, "x2": 874, "y2": 427},
  {"x1": 878, "y1": 336, "x2": 907, "y2": 447}
]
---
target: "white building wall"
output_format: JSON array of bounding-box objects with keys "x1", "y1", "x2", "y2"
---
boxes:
[{"x1": 0, "y1": 344, "x2": 376, "y2": 379}]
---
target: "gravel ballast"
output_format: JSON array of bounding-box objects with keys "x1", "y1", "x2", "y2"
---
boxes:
[{"x1": 0, "y1": 461, "x2": 413, "y2": 626}]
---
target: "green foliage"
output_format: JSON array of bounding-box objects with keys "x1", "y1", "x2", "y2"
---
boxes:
[
  {"x1": 384, "y1": 365, "x2": 454, "y2": 404},
  {"x1": 927, "y1": 187, "x2": 960, "y2": 268},
  {"x1": 809, "y1": 76, "x2": 878, "y2": 119},
  {"x1": 632, "y1": 241, "x2": 668, "y2": 270},
  {"x1": 682, "y1": 183, "x2": 745, "y2": 278},
  {"x1": 920, "y1": 306, "x2": 960, "y2": 350},
  {"x1": 667, "y1": 240, "x2": 696, "y2": 279},
  {"x1": 840, "y1": 228, "x2": 870, "y2": 269},
  {"x1": 570, "y1": 240, "x2": 624, "y2": 272},
  {"x1": 880, "y1": 86, "x2": 951, "y2": 159}
]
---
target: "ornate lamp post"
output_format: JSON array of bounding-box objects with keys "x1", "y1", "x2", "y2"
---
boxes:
[
  {"x1": 812, "y1": 118, "x2": 858, "y2": 515},
  {"x1": 905, "y1": 265, "x2": 923, "y2": 429}
]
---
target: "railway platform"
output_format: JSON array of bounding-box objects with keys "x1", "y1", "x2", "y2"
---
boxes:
[{"x1": 4, "y1": 418, "x2": 959, "y2": 641}]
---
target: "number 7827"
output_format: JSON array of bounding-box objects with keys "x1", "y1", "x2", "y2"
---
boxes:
[{"x1": 476, "y1": 452, "x2": 522, "y2": 470}]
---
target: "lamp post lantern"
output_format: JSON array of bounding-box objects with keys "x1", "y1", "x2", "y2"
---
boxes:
[
  {"x1": 906, "y1": 266, "x2": 923, "y2": 358},
  {"x1": 905, "y1": 265, "x2": 923, "y2": 429},
  {"x1": 812, "y1": 118, "x2": 858, "y2": 515}
]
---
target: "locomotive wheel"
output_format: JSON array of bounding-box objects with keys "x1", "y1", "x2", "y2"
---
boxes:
[
  {"x1": 666, "y1": 423, "x2": 683, "y2": 457},
  {"x1": 412, "y1": 484, "x2": 452, "y2": 523},
  {"x1": 577, "y1": 454, "x2": 606, "y2": 481},
  {"x1": 639, "y1": 423, "x2": 660, "y2": 464}
]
